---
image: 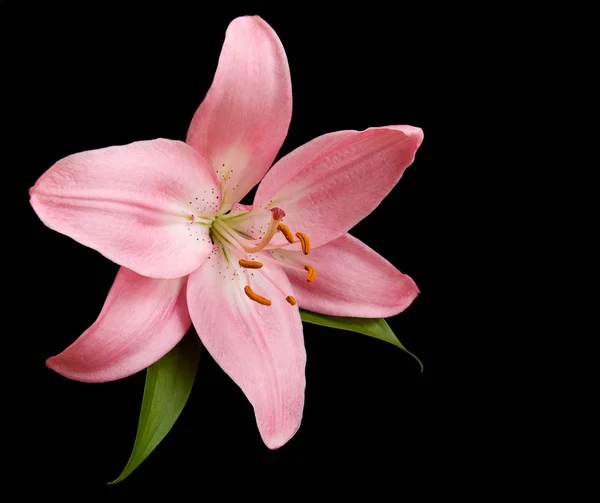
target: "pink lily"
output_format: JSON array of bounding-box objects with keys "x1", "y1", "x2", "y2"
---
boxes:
[{"x1": 29, "y1": 16, "x2": 423, "y2": 449}]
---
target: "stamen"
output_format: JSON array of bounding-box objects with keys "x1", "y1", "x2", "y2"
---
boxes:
[
  {"x1": 296, "y1": 232, "x2": 310, "y2": 255},
  {"x1": 277, "y1": 223, "x2": 295, "y2": 243},
  {"x1": 241, "y1": 207, "x2": 286, "y2": 253},
  {"x1": 244, "y1": 286, "x2": 272, "y2": 306},
  {"x1": 304, "y1": 264, "x2": 317, "y2": 282},
  {"x1": 253, "y1": 265, "x2": 297, "y2": 307},
  {"x1": 212, "y1": 209, "x2": 312, "y2": 306},
  {"x1": 238, "y1": 259, "x2": 263, "y2": 269}
]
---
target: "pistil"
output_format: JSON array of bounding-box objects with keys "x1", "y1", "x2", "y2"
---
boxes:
[{"x1": 241, "y1": 208, "x2": 286, "y2": 253}]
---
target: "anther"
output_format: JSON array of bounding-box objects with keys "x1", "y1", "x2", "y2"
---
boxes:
[
  {"x1": 238, "y1": 259, "x2": 263, "y2": 269},
  {"x1": 304, "y1": 265, "x2": 317, "y2": 282},
  {"x1": 277, "y1": 223, "x2": 294, "y2": 243},
  {"x1": 296, "y1": 232, "x2": 310, "y2": 255},
  {"x1": 244, "y1": 286, "x2": 272, "y2": 306},
  {"x1": 286, "y1": 296, "x2": 297, "y2": 306}
]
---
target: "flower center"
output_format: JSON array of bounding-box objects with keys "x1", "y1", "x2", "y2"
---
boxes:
[{"x1": 208, "y1": 207, "x2": 315, "y2": 306}]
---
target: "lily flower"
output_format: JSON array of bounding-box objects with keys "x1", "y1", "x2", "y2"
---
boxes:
[{"x1": 30, "y1": 16, "x2": 423, "y2": 448}]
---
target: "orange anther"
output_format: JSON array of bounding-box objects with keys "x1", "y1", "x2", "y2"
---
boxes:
[
  {"x1": 238, "y1": 259, "x2": 263, "y2": 269},
  {"x1": 277, "y1": 223, "x2": 295, "y2": 243},
  {"x1": 296, "y1": 232, "x2": 310, "y2": 255},
  {"x1": 304, "y1": 265, "x2": 316, "y2": 282},
  {"x1": 244, "y1": 286, "x2": 272, "y2": 306}
]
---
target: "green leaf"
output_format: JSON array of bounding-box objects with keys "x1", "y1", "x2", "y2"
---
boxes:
[
  {"x1": 109, "y1": 330, "x2": 201, "y2": 484},
  {"x1": 299, "y1": 310, "x2": 423, "y2": 372}
]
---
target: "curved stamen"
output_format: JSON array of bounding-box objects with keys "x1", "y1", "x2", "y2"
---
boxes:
[
  {"x1": 261, "y1": 252, "x2": 314, "y2": 277},
  {"x1": 244, "y1": 286, "x2": 271, "y2": 306},
  {"x1": 252, "y1": 265, "x2": 296, "y2": 307},
  {"x1": 239, "y1": 259, "x2": 263, "y2": 269},
  {"x1": 295, "y1": 232, "x2": 310, "y2": 255},
  {"x1": 304, "y1": 265, "x2": 317, "y2": 282},
  {"x1": 277, "y1": 223, "x2": 295, "y2": 243}
]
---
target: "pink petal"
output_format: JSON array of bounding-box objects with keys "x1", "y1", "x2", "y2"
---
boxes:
[
  {"x1": 30, "y1": 139, "x2": 221, "y2": 279},
  {"x1": 187, "y1": 248, "x2": 305, "y2": 449},
  {"x1": 186, "y1": 16, "x2": 292, "y2": 212},
  {"x1": 47, "y1": 267, "x2": 191, "y2": 383},
  {"x1": 273, "y1": 233, "x2": 419, "y2": 318},
  {"x1": 253, "y1": 126, "x2": 423, "y2": 249}
]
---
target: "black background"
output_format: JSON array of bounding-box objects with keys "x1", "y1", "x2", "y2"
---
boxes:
[{"x1": 3, "y1": 1, "x2": 475, "y2": 494}]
